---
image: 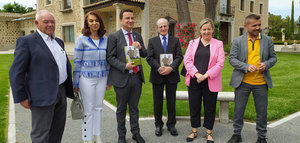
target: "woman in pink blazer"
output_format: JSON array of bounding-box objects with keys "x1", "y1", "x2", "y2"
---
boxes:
[{"x1": 184, "y1": 18, "x2": 225, "y2": 143}]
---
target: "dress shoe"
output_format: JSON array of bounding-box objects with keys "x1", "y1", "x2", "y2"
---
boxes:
[
  {"x1": 227, "y1": 134, "x2": 242, "y2": 143},
  {"x1": 132, "y1": 134, "x2": 145, "y2": 143},
  {"x1": 118, "y1": 137, "x2": 126, "y2": 143},
  {"x1": 155, "y1": 126, "x2": 163, "y2": 136},
  {"x1": 256, "y1": 138, "x2": 267, "y2": 143},
  {"x1": 167, "y1": 127, "x2": 178, "y2": 136}
]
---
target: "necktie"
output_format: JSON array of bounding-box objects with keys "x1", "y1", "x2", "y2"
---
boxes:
[
  {"x1": 162, "y1": 36, "x2": 167, "y2": 53},
  {"x1": 126, "y1": 33, "x2": 138, "y2": 74}
]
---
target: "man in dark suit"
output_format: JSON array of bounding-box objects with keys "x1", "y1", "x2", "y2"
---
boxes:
[
  {"x1": 106, "y1": 9, "x2": 147, "y2": 143},
  {"x1": 146, "y1": 18, "x2": 183, "y2": 137},
  {"x1": 9, "y1": 10, "x2": 74, "y2": 143}
]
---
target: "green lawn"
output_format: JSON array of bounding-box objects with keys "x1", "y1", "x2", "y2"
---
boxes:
[
  {"x1": 0, "y1": 54, "x2": 14, "y2": 143},
  {"x1": 104, "y1": 53, "x2": 300, "y2": 121}
]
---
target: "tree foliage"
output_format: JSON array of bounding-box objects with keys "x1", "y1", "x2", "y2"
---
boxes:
[{"x1": 0, "y1": 2, "x2": 34, "y2": 13}]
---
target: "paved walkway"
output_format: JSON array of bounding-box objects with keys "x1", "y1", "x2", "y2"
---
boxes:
[{"x1": 12, "y1": 94, "x2": 300, "y2": 143}]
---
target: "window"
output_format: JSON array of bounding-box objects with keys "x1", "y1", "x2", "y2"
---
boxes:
[
  {"x1": 239, "y1": 28, "x2": 244, "y2": 36},
  {"x1": 240, "y1": 0, "x2": 245, "y2": 11},
  {"x1": 250, "y1": 1, "x2": 254, "y2": 13},
  {"x1": 45, "y1": 0, "x2": 52, "y2": 5},
  {"x1": 259, "y1": 3, "x2": 263, "y2": 14},
  {"x1": 63, "y1": 25, "x2": 74, "y2": 42},
  {"x1": 63, "y1": 0, "x2": 71, "y2": 9},
  {"x1": 30, "y1": 30, "x2": 35, "y2": 34}
]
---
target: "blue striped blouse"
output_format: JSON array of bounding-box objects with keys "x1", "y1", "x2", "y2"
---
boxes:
[{"x1": 72, "y1": 35, "x2": 109, "y2": 88}]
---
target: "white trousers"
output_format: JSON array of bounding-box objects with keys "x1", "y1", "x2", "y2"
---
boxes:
[{"x1": 79, "y1": 76, "x2": 107, "y2": 141}]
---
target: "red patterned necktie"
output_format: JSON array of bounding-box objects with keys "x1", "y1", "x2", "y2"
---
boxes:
[{"x1": 126, "y1": 33, "x2": 138, "y2": 74}]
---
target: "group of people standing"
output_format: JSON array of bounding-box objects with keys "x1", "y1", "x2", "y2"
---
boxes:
[{"x1": 9, "y1": 8, "x2": 276, "y2": 143}]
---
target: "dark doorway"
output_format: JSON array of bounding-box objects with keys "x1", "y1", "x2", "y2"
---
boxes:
[{"x1": 220, "y1": 22, "x2": 229, "y2": 44}]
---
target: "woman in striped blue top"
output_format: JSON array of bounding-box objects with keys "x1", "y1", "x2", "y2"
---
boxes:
[{"x1": 73, "y1": 12, "x2": 110, "y2": 143}]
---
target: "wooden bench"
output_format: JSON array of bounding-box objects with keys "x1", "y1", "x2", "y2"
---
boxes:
[{"x1": 163, "y1": 91, "x2": 234, "y2": 123}]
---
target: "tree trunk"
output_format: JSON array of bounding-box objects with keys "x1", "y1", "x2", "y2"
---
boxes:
[
  {"x1": 204, "y1": 0, "x2": 218, "y2": 22},
  {"x1": 175, "y1": 0, "x2": 191, "y2": 25}
]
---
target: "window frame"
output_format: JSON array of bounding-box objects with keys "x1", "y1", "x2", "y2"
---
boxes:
[
  {"x1": 250, "y1": 0, "x2": 254, "y2": 13},
  {"x1": 61, "y1": 23, "x2": 76, "y2": 43}
]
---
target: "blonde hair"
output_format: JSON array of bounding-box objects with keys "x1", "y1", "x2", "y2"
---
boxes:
[{"x1": 199, "y1": 18, "x2": 214, "y2": 30}]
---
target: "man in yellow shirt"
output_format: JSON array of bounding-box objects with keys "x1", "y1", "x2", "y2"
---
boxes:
[{"x1": 227, "y1": 14, "x2": 277, "y2": 143}]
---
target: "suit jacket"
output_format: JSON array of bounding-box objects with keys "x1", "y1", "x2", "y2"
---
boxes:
[
  {"x1": 106, "y1": 29, "x2": 147, "y2": 87},
  {"x1": 9, "y1": 32, "x2": 74, "y2": 107},
  {"x1": 184, "y1": 37, "x2": 225, "y2": 92},
  {"x1": 229, "y1": 33, "x2": 277, "y2": 88},
  {"x1": 146, "y1": 35, "x2": 183, "y2": 84}
]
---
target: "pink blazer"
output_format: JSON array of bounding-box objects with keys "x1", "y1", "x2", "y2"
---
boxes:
[{"x1": 184, "y1": 37, "x2": 225, "y2": 92}]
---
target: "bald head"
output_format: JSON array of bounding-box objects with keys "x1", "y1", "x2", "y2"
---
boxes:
[
  {"x1": 35, "y1": 10, "x2": 56, "y2": 37},
  {"x1": 156, "y1": 18, "x2": 169, "y2": 36}
]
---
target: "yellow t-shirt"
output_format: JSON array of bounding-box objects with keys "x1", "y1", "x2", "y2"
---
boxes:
[{"x1": 242, "y1": 34, "x2": 266, "y2": 85}]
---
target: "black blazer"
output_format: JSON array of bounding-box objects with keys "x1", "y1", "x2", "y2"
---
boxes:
[
  {"x1": 146, "y1": 35, "x2": 183, "y2": 84},
  {"x1": 9, "y1": 32, "x2": 74, "y2": 107},
  {"x1": 106, "y1": 29, "x2": 147, "y2": 87}
]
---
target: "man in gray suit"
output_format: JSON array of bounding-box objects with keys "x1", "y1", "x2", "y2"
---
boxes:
[
  {"x1": 146, "y1": 18, "x2": 182, "y2": 136},
  {"x1": 9, "y1": 10, "x2": 74, "y2": 143},
  {"x1": 227, "y1": 14, "x2": 277, "y2": 143},
  {"x1": 106, "y1": 9, "x2": 147, "y2": 143}
]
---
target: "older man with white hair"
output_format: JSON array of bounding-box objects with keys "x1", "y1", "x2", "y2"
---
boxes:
[
  {"x1": 9, "y1": 10, "x2": 74, "y2": 143},
  {"x1": 146, "y1": 18, "x2": 183, "y2": 137}
]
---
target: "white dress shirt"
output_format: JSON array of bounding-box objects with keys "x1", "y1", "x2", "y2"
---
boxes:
[
  {"x1": 37, "y1": 29, "x2": 67, "y2": 84},
  {"x1": 159, "y1": 33, "x2": 169, "y2": 46}
]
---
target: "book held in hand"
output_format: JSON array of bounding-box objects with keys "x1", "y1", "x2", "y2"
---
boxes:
[
  {"x1": 160, "y1": 54, "x2": 173, "y2": 66},
  {"x1": 124, "y1": 46, "x2": 141, "y2": 65}
]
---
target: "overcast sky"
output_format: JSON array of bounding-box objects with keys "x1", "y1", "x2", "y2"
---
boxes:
[{"x1": 0, "y1": 0, "x2": 299, "y2": 19}]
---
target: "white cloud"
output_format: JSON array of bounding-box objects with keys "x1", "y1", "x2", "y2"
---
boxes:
[{"x1": 0, "y1": 0, "x2": 36, "y2": 9}]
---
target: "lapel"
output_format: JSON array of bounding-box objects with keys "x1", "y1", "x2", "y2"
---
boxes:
[
  {"x1": 34, "y1": 32, "x2": 57, "y2": 64},
  {"x1": 192, "y1": 38, "x2": 201, "y2": 58},
  {"x1": 208, "y1": 38, "x2": 216, "y2": 66},
  {"x1": 259, "y1": 34, "x2": 264, "y2": 60},
  {"x1": 166, "y1": 36, "x2": 172, "y2": 53},
  {"x1": 242, "y1": 34, "x2": 248, "y2": 62},
  {"x1": 154, "y1": 36, "x2": 164, "y2": 54},
  {"x1": 117, "y1": 29, "x2": 127, "y2": 46}
]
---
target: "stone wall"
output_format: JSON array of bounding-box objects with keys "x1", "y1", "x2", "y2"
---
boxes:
[{"x1": 0, "y1": 21, "x2": 20, "y2": 50}]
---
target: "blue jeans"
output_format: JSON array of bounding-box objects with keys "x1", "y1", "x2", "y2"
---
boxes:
[{"x1": 233, "y1": 82, "x2": 268, "y2": 139}]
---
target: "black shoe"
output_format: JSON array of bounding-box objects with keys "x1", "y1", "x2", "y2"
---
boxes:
[
  {"x1": 132, "y1": 134, "x2": 145, "y2": 143},
  {"x1": 155, "y1": 126, "x2": 163, "y2": 136},
  {"x1": 227, "y1": 134, "x2": 242, "y2": 143},
  {"x1": 118, "y1": 136, "x2": 126, "y2": 143},
  {"x1": 256, "y1": 138, "x2": 267, "y2": 143},
  {"x1": 186, "y1": 131, "x2": 197, "y2": 142},
  {"x1": 167, "y1": 127, "x2": 178, "y2": 136}
]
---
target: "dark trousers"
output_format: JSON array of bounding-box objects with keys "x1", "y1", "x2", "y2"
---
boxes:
[
  {"x1": 233, "y1": 82, "x2": 268, "y2": 139},
  {"x1": 152, "y1": 79, "x2": 177, "y2": 128},
  {"x1": 30, "y1": 83, "x2": 67, "y2": 143},
  {"x1": 114, "y1": 74, "x2": 142, "y2": 137},
  {"x1": 188, "y1": 78, "x2": 218, "y2": 130}
]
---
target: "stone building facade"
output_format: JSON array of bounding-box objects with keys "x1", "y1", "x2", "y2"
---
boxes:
[{"x1": 0, "y1": 0, "x2": 269, "y2": 53}]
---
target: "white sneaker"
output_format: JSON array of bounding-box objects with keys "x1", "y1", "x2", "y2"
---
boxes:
[{"x1": 94, "y1": 135, "x2": 102, "y2": 143}]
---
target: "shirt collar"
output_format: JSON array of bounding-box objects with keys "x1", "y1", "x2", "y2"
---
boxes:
[
  {"x1": 247, "y1": 33, "x2": 261, "y2": 41},
  {"x1": 121, "y1": 28, "x2": 133, "y2": 36},
  {"x1": 159, "y1": 33, "x2": 169, "y2": 40},
  {"x1": 37, "y1": 29, "x2": 55, "y2": 40}
]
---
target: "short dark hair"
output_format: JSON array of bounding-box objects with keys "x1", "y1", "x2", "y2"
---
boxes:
[
  {"x1": 82, "y1": 11, "x2": 106, "y2": 37},
  {"x1": 244, "y1": 14, "x2": 261, "y2": 24},
  {"x1": 119, "y1": 9, "x2": 133, "y2": 20}
]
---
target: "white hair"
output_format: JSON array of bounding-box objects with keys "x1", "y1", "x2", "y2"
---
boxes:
[
  {"x1": 35, "y1": 10, "x2": 55, "y2": 21},
  {"x1": 156, "y1": 18, "x2": 169, "y2": 27}
]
